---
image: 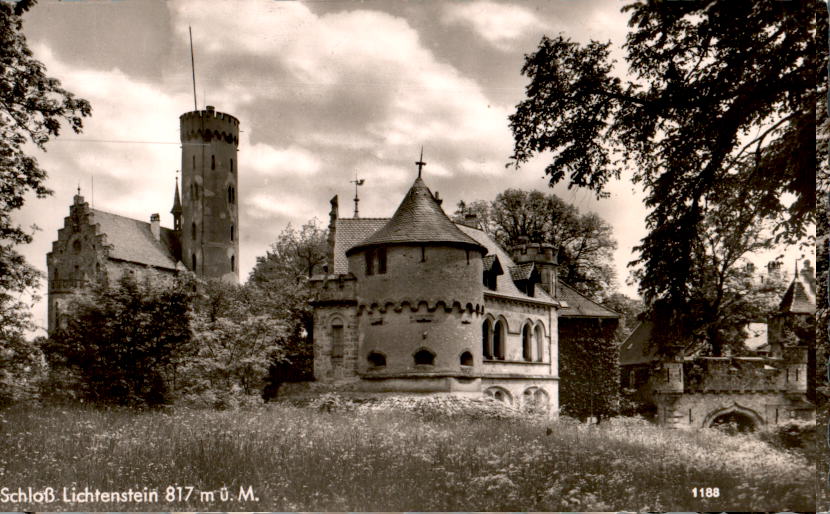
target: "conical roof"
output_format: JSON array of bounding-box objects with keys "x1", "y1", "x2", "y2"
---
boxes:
[
  {"x1": 347, "y1": 177, "x2": 486, "y2": 255},
  {"x1": 171, "y1": 178, "x2": 182, "y2": 215}
]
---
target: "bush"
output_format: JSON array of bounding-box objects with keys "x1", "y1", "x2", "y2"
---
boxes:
[{"x1": 758, "y1": 419, "x2": 816, "y2": 452}]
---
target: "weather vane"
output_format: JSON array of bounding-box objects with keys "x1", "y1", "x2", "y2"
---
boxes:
[{"x1": 350, "y1": 173, "x2": 365, "y2": 218}]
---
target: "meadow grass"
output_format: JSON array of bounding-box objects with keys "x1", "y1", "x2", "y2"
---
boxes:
[{"x1": 0, "y1": 402, "x2": 815, "y2": 511}]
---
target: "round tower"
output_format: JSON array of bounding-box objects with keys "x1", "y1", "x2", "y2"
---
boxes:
[
  {"x1": 180, "y1": 105, "x2": 239, "y2": 282},
  {"x1": 345, "y1": 176, "x2": 487, "y2": 385}
]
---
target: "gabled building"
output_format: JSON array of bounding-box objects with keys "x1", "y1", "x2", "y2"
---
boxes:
[
  {"x1": 310, "y1": 173, "x2": 562, "y2": 410},
  {"x1": 47, "y1": 106, "x2": 241, "y2": 333}
]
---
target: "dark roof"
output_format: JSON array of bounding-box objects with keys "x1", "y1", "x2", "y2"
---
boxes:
[
  {"x1": 778, "y1": 271, "x2": 816, "y2": 314},
  {"x1": 557, "y1": 282, "x2": 619, "y2": 319},
  {"x1": 482, "y1": 254, "x2": 503, "y2": 274},
  {"x1": 347, "y1": 177, "x2": 486, "y2": 255},
  {"x1": 333, "y1": 218, "x2": 388, "y2": 274},
  {"x1": 171, "y1": 180, "x2": 182, "y2": 215},
  {"x1": 509, "y1": 262, "x2": 536, "y2": 282},
  {"x1": 90, "y1": 209, "x2": 178, "y2": 270},
  {"x1": 456, "y1": 224, "x2": 557, "y2": 305},
  {"x1": 619, "y1": 321, "x2": 658, "y2": 365}
]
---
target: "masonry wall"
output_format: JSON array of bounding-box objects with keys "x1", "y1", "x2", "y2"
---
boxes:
[{"x1": 655, "y1": 392, "x2": 813, "y2": 429}]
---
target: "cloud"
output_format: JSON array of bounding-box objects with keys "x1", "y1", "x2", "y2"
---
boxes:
[{"x1": 442, "y1": 1, "x2": 548, "y2": 51}]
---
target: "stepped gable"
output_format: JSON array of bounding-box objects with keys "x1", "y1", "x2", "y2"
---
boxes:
[
  {"x1": 90, "y1": 210, "x2": 178, "y2": 270},
  {"x1": 347, "y1": 177, "x2": 486, "y2": 255},
  {"x1": 333, "y1": 218, "x2": 388, "y2": 274},
  {"x1": 557, "y1": 282, "x2": 619, "y2": 319}
]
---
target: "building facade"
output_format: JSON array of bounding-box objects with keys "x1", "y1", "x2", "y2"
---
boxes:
[
  {"x1": 47, "y1": 106, "x2": 239, "y2": 333},
  {"x1": 309, "y1": 173, "x2": 562, "y2": 412}
]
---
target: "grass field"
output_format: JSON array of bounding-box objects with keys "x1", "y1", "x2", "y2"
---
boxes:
[{"x1": 0, "y1": 399, "x2": 815, "y2": 511}]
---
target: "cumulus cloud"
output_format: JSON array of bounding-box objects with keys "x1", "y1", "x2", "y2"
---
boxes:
[{"x1": 442, "y1": 1, "x2": 548, "y2": 51}]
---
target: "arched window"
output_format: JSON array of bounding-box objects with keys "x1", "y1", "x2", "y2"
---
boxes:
[
  {"x1": 211, "y1": 155, "x2": 215, "y2": 170},
  {"x1": 331, "y1": 320, "x2": 344, "y2": 358},
  {"x1": 230, "y1": 158, "x2": 234, "y2": 173},
  {"x1": 414, "y1": 348, "x2": 435, "y2": 366},
  {"x1": 228, "y1": 185, "x2": 235, "y2": 204},
  {"x1": 367, "y1": 351, "x2": 386, "y2": 368},
  {"x1": 230, "y1": 224, "x2": 234, "y2": 241},
  {"x1": 485, "y1": 387, "x2": 512, "y2": 405},
  {"x1": 481, "y1": 319, "x2": 492, "y2": 359},
  {"x1": 535, "y1": 324, "x2": 544, "y2": 362},
  {"x1": 191, "y1": 253, "x2": 197, "y2": 270},
  {"x1": 192, "y1": 155, "x2": 196, "y2": 170},
  {"x1": 460, "y1": 351, "x2": 473, "y2": 367},
  {"x1": 191, "y1": 222, "x2": 197, "y2": 240},
  {"x1": 522, "y1": 324, "x2": 532, "y2": 361},
  {"x1": 493, "y1": 320, "x2": 505, "y2": 360},
  {"x1": 230, "y1": 255, "x2": 235, "y2": 272}
]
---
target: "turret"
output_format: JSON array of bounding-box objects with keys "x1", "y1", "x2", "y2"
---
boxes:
[
  {"x1": 509, "y1": 241, "x2": 558, "y2": 297},
  {"x1": 179, "y1": 105, "x2": 240, "y2": 282}
]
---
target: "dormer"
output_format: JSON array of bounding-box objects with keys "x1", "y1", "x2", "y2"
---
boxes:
[
  {"x1": 482, "y1": 254, "x2": 504, "y2": 290},
  {"x1": 510, "y1": 262, "x2": 541, "y2": 297}
]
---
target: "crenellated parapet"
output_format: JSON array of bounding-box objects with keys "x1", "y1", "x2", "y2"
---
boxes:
[
  {"x1": 179, "y1": 108, "x2": 240, "y2": 146},
  {"x1": 357, "y1": 299, "x2": 484, "y2": 316}
]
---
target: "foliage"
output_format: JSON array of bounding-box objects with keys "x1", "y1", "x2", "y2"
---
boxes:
[
  {"x1": 509, "y1": 1, "x2": 825, "y2": 344},
  {"x1": 42, "y1": 273, "x2": 193, "y2": 407},
  {"x1": 183, "y1": 279, "x2": 287, "y2": 407},
  {"x1": 558, "y1": 318, "x2": 620, "y2": 421},
  {"x1": 0, "y1": 0, "x2": 91, "y2": 394},
  {"x1": 249, "y1": 220, "x2": 327, "y2": 393},
  {"x1": 0, "y1": 404, "x2": 815, "y2": 511},
  {"x1": 601, "y1": 292, "x2": 643, "y2": 341},
  {"x1": 454, "y1": 189, "x2": 617, "y2": 300}
]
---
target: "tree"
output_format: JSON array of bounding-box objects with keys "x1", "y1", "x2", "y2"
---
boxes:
[
  {"x1": 602, "y1": 292, "x2": 643, "y2": 342},
  {"x1": 0, "y1": 0, "x2": 91, "y2": 399},
  {"x1": 509, "y1": 0, "x2": 824, "y2": 349},
  {"x1": 455, "y1": 189, "x2": 616, "y2": 300},
  {"x1": 249, "y1": 220, "x2": 328, "y2": 394},
  {"x1": 42, "y1": 273, "x2": 192, "y2": 406},
  {"x1": 184, "y1": 280, "x2": 287, "y2": 406}
]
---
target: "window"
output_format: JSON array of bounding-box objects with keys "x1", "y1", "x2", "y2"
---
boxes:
[
  {"x1": 191, "y1": 253, "x2": 197, "y2": 270},
  {"x1": 377, "y1": 247, "x2": 387, "y2": 274},
  {"x1": 230, "y1": 224, "x2": 235, "y2": 241},
  {"x1": 365, "y1": 249, "x2": 374, "y2": 275},
  {"x1": 414, "y1": 348, "x2": 435, "y2": 366},
  {"x1": 493, "y1": 320, "x2": 505, "y2": 360},
  {"x1": 230, "y1": 158, "x2": 234, "y2": 173},
  {"x1": 367, "y1": 352, "x2": 386, "y2": 368},
  {"x1": 231, "y1": 255, "x2": 235, "y2": 272},
  {"x1": 331, "y1": 324, "x2": 344, "y2": 358},
  {"x1": 483, "y1": 271, "x2": 497, "y2": 290},
  {"x1": 192, "y1": 183, "x2": 199, "y2": 200},
  {"x1": 482, "y1": 319, "x2": 493, "y2": 359},
  {"x1": 192, "y1": 155, "x2": 196, "y2": 170},
  {"x1": 485, "y1": 387, "x2": 512, "y2": 405},
  {"x1": 522, "y1": 324, "x2": 532, "y2": 361},
  {"x1": 460, "y1": 351, "x2": 473, "y2": 367},
  {"x1": 72, "y1": 240, "x2": 82, "y2": 253},
  {"x1": 420, "y1": 245, "x2": 426, "y2": 262},
  {"x1": 211, "y1": 155, "x2": 215, "y2": 170},
  {"x1": 191, "y1": 222, "x2": 197, "y2": 240},
  {"x1": 535, "y1": 324, "x2": 544, "y2": 362},
  {"x1": 228, "y1": 185, "x2": 235, "y2": 204}
]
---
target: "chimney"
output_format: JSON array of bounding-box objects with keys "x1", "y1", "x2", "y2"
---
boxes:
[
  {"x1": 150, "y1": 213, "x2": 160, "y2": 241},
  {"x1": 327, "y1": 196, "x2": 338, "y2": 274},
  {"x1": 433, "y1": 191, "x2": 443, "y2": 206},
  {"x1": 206, "y1": 105, "x2": 215, "y2": 113},
  {"x1": 463, "y1": 212, "x2": 478, "y2": 228},
  {"x1": 801, "y1": 259, "x2": 814, "y2": 280}
]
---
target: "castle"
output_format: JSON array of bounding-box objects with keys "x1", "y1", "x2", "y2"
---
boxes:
[
  {"x1": 619, "y1": 261, "x2": 816, "y2": 429},
  {"x1": 307, "y1": 163, "x2": 618, "y2": 413},
  {"x1": 46, "y1": 106, "x2": 240, "y2": 333}
]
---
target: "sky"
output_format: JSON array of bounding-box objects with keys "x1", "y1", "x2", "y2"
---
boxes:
[{"x1": 12, "y1": 0, "x2": 807, "y2": 334}]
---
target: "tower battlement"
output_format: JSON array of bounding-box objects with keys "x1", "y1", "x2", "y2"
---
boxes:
[
  {"x1": 180, "y1": 106, "x2": 240, "y2": 145},
  {"x1": 509, "y1": 242, "x2": 558, "y2": 265}
]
